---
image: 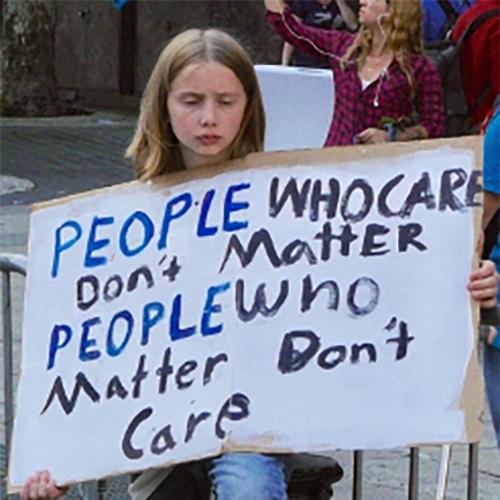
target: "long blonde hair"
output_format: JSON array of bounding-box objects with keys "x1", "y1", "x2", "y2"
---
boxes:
[
  {"x1": 126, "y1": 29, "x2": 265, "y2": 181},
  {"x1": 341, "y1": 0, "x2": 423, "y2": 92}
]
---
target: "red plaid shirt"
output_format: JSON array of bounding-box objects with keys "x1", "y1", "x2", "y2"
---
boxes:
[{"x1": 267, "y1": 8, "x2": 445, "y2": 146}]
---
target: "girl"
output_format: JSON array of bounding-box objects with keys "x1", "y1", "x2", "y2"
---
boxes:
[
  {"x1": 21, "y1": 28, "x2": 292, "y2": 500},
  {"x1": 265, "y1": 0, "x2": 445, "y2": 145},
  {"x1": 21, "y1": 26, "x2": 497, "y2": 500}
]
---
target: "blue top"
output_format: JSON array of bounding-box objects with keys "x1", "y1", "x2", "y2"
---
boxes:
[
  {"x1": 422, "y1": 0, "x2": 475, "y2": 44},
  {"x1": 483, "y1": 106, "x2": 500, "y2": 309}
]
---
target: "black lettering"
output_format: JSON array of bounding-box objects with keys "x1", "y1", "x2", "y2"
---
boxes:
[
  {"x1": 317, "y1": 346, "x2": 346, "y2": 369},
  {"x1": 219, "y1": 229, "x2": 282, "y2": 273},
  {"x1": 309, "y1": 179, "x2": 340, "y2": 222},
  {"x1": 106, "y1": 375, "x2": 129, "y2": 399},
  {"x1": 162, "y1": 257, "x2": 181, "y2": 282},
  {"x1": 301, "y1": 274, "x2": 339, "y2": 312},
  {"x1": 131, "y1": 354, "x2": 148, "y2": 399},
  {"x1": 351, "y1": 343, "x2": 377, "y2": 363},
  {"x1": 175, "y1": 360, "x2": 197, "y2": 390},
  {"x1": 203, "y1": 353, "x2": 228, "y2": 385},
  {"x1": 385, "y1": 318, "x2": 415, "y2": 360},
  {"x1": 185, "y1": 411, "x2": 211, "y2": 443},
  {"x1": 378, "y1": 174, "x2": 405, "y2": 217},
  {"x1": 151, "y1": 424, "x2": 177, "y2": 455},
  {"x1": 269, "y1": 177, "x2": 311, "y2": 218},
  {"x1": 314, "y1": 222, "x2": 335, "y2": 261},
  {"x1": 281, "y1": 239, "x2": 317, "y2": 266},
  {"x1": 347, "y1": 277, "x2": 379, "y2": 316},
  {"x1": 465, "y1": 170, "x2": 482, "y2": 207},
  {"x1": 361, "y1": 224, "x2": 390, "y2": 256},
  {"x1": 156, "y1": 347, "x2": 174, "y2": 394},
  {"x1": 41, "y1": 372, "x2": 100, "y2": 416},
  {"x1": 335, "y1": 224, "x2": 358, "y2": 256},
  {"x1": 121, "y1": 407, "x2": 152, "y2": 460},
  {"x1": 77, "y1": 275, "x2": 99, "y2": 311},
  {"x1": 236, "y1": 279, "x2": 289, "y2": 322},
  {"x1": 103, "y1": 274, "x2": 124, "y2": 302},
  {"x1": 398, "y1": 223, "x2": 427, "y2": 252},
  {"x1": 127, "y1": 265, "x2": 154, "y2": 291},
  {"x1": 439, "y1": 169, "x2": 467, "y2": 211},
  {"x1": 278, "y1": 330, "x2": 320, "y2": 374},
  {"x1": 215, "y1": 393, "x2": 250, "y2": 439},
  {"x1": 341, "y1": 179, "x2": 374, "y2": 223},
  {"x1": 400, "y1": 172, "x2": 436, "y2": 218}
]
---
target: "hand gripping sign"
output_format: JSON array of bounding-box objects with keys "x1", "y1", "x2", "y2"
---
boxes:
[{"x1": 9, "y1": 137, "x2": 484, "y2": 491}]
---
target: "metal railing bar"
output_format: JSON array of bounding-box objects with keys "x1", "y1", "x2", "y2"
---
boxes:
[
  {"x1": 467, "y1": 442, "x2": 479, "y2": 500},
  {"x1": 408, "y1": 447, "x2": 419, "y2": 500},
  {"x1": 435, "y1": 444, "x2": 452, "y2": 500},
  {"x1": 352, "y1": 450, "x2": 363, "y2": 500}
]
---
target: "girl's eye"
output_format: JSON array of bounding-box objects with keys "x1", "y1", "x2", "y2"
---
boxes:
[
  {"x1": 183, "y1": 100, "x2": 199, "y2": 106},
  {"x1": 220, "y1": 100, "x2": 234, "y2": 107}
]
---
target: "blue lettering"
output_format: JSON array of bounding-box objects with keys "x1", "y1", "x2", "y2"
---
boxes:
[
  {"x1": 47, "y1": 324, "x2": 72, "y2": 370},
  {"x1": 158, "y1": 193, "x2": 192, "y2": 250},
  {"x1": 51, "y1": 220, "x2": 82, "y2": 278},
  {"x1": 223, "y1": 183, "x2": 250, "y2": 232},
  {"x1": 107, "y1": 310, "x2": 134, "y2": 357},
  {"x1": 120, "y1": 211, "x2": 154, "y2": 257},
  {"x1": 141, "y1": 302, "x2": 165, "y2": 346},
  {"x1": 79, "y1": 317, "x2": 102, "y2": 362},
  {"x1": 202, "y1": 282, "x2": 231, "y2": 336},
  {"x1": 170, "y1": 294, "x2": 196, "y2": 341},
  {"x1": 197, "y1": 189, "x2": 218, "y2": 237},
  {"x1": 84, "y1": 216, "x2": 114, "y2": 269}
]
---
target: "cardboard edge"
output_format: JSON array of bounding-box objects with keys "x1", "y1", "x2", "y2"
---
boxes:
[{"x1": 458, "y1": 136, "x2": 484, "y2": 442}]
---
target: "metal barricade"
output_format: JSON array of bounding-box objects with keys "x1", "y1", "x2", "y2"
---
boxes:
[{"x1": 1, "y1": 253, "x2": 27, "y2": 499}]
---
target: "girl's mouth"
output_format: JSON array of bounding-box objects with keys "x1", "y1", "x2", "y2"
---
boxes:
[{"x1": 199, "y1": 135, "x2": 222, "y2": 146}]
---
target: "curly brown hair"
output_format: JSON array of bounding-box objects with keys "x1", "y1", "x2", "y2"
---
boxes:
[{"x1": 341, "y1": 0, "x2": 423, "y2": 94}]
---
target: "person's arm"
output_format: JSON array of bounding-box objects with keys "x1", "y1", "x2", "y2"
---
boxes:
[
  {"x1": 335, "y1": 0, "x2": 358, "y2": 31},
  {"x1": 21, "y1": 470, "x2": 68, "y2": 500},
  {"x1": 264, "y1": 0, "x2": 353, "y2": 60},
  {"x1": 281, "y1": 41, "x2": 294, "y2": 65},
  {"x1": 483, "y1": 191, "x2": 500, "y2": 228}
]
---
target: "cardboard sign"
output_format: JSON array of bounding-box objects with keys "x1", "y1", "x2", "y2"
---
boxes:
[{"x1": 10, "y1": 137, "x2": 483, "y2": 490}]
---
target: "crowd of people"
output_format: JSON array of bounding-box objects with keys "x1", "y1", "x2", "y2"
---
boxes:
[{"x1": 19, "y1": 1, "x2": 499, "y2": 499}]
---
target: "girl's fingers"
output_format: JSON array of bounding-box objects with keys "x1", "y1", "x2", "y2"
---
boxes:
[{"x1": 21, "y1": 470, "x2": 64, "y2": 500}]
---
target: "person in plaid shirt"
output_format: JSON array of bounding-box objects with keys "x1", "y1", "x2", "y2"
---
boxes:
[{"x1": 265, "y1": 0, "x2": 445, "y2": 146}]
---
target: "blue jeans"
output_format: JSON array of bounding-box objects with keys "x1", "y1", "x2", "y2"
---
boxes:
[
  {"x1": 209, "y1": 452, "x2": 293, "y2": 500},
  {"x1": 484, "y1": 341, "x2": 500, "y2": 447}
]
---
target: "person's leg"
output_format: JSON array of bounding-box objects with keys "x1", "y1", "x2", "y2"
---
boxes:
[
  {"x1": 208, "y1": 452, "x2": 293, "y2": 500},
  {"x1": 483, "y1": 340, "x2": 500, "y2": 447}
]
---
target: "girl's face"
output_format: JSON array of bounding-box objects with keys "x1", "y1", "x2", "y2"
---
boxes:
[
  {"x1": 167, "y1": 61, "x2": 248, "y2": 170},
  {"x1": 358, "y1": 0, "x2": 389, "y2": 27}
]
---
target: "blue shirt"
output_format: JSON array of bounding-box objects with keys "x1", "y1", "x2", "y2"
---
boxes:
[{"x1": 483, "y1": 106, "x2": 500, "y2": 290}]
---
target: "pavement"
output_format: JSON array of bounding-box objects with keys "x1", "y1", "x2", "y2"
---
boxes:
[{"x1": 0, "y1": 109, "x2": 499, "y2": 499}]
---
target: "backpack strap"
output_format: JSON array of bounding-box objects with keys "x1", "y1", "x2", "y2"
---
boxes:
[
  {"x1": 455, "y1": 8, "x2": 500, "y2": 47},
  {"x1": 438, "y1": 0, "x2": 459, "y2": 23}
]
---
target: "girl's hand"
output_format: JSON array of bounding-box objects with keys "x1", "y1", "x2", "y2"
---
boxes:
[
  {"x1": 357, "y1": 127, "x2": 389, "y2": 144},
  {"x1": 21, "y1": 470, "x2": 68, "y2": 500},
  {"x1": 468, "y1": 260, "x2": 498, "y2": 309}
]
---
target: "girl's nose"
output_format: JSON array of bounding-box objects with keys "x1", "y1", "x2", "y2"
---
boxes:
[{"x1": 200, "y1": 101, "x2": 217, "y2": 127}]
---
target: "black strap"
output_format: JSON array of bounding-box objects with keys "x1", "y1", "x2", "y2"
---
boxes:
[{"x1": 438, "y1": 0, "x2": 459, "y2": 22}]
